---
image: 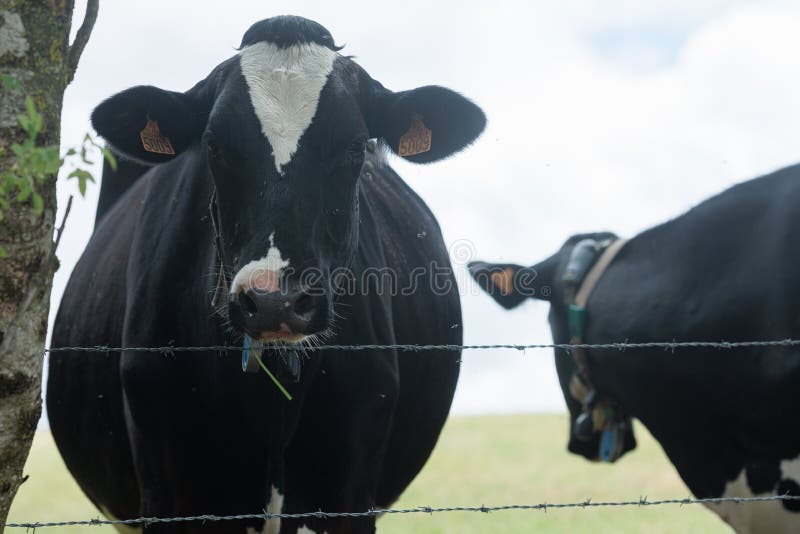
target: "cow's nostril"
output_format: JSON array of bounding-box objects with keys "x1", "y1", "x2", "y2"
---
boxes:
[
  {"x1": 239, "y1": 291, "x2": 258, "y2": 316},
  {"x1": 293, "y1": 292, "x2": 315, "y2": 317}
]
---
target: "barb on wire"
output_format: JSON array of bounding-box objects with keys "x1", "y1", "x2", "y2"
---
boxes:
[
  {"x1": 4, "y1": 494, "x2": 799, "y2": 529},
  {"x1": 43, "y1": 338, "x2": 800, "y2": 354}
]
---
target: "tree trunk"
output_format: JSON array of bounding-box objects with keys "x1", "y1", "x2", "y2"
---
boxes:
[{"x1": 0, "y1": 1, "x2": 96, "y2": 527}]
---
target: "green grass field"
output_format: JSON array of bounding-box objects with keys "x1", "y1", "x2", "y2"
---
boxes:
[{"x1": 7, "y1": 414, "x2": 732, "y2": 533}]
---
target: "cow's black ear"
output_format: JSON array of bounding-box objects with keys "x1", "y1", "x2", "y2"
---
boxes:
[
  {"x1": 469, "y1": 255, "x2": 558, "y2": 309},
  {"x1": 368, "y1": 85, "x2": 486, "y2": 163},
  {"x1": 468, "y1": 262, "x2": 535, "y2": 309},
  {"x1": 91, "y1": 84, "x2": 209, "y2": 165}
]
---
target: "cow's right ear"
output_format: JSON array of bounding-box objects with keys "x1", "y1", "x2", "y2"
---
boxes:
[
  {"x1": 91, "y1": 85, "x2": 209, "y2": 165},
  {"x1": 365, "y1": 83, "x2": 486, "y2": 163},
  {"x1": 468, "y1": 255, "x2": 558, "y2": 309}
]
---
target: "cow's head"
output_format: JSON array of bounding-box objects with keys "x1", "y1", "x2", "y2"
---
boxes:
[
  {"x1": 468, "y1": 233, "x2": 637, "y2": 462},
  {"x1": 91, "y1": 16, "x2": 485, "y2": 343}
]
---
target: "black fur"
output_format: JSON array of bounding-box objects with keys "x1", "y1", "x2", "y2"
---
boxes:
[{"x1": 240, "y1": 15, "x2": 343, "y2": 51}]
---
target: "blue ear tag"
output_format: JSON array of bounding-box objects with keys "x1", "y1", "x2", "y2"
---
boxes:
[
  {"x1": 242, "y1": 336, "x2": 251, "y2": 371},
  {"x1": 282, "y1": 351, "x2": 301, "y2": 383},
  {"x1": 241, "y1": 336, "x2": 262, "y2": 373},
  {"x1": 599, "y1": 428, "x2": 618, "y2": 462}
]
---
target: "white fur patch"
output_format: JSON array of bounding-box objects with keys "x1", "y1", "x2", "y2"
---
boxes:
[
  {"x1": 246, "y1": 485, "x2": 284, "y2": 534},
  {"x1": 239, "y1": 42, "x2": 337, "y2": 174},
  {"x1": 231, "y1": 232, "x2": 290, "y2": 295},
  {"x1": 707, "y1": 456, "x2": 800, "y2": 534},
  {"x1": 297, "y1": 526, "x2": 327, "y2": 534},
  {"x1": 265, "y1": 485, "x2": 284, "y2": 534}
]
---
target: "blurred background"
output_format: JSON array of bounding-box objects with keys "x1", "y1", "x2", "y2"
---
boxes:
[{"x1": 52, "y1": 0, "x2": 800, "y2": 416}]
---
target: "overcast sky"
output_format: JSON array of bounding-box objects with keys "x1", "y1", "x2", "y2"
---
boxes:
[{"x1": 48, "y1": 0, "x2": 800, "y2": 416}]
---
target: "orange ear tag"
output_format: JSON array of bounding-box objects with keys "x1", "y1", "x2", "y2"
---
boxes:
[
  {"x1": 139, "y1": 115, "x2": 176, "y2": 155},
  {"x1": 397, "y1": 116, "x2": 432, "y2": 157},
  {"x1": 491, "y1": 268, "x2": 516, "y2": 296}
]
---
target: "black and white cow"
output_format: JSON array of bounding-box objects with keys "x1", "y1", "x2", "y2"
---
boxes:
[
  {"x1": 470, "y1": 164, "x2": 800, "y2": 533},
  {"x1": 48, "y1": 16, "x2": 485, "y2": 533}
]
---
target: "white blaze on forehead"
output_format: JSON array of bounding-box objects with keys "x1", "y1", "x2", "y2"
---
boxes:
[
  {"x1": 239, "y1": 41, "x2": 338, "y2": 174},
  {"x1": 231, "y1": 232, "x2": 290, "y2": 294}
]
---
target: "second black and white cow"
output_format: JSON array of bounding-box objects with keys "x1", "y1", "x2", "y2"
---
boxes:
[
  {"x1": 470, "y1": 164, "x2": 800, "y2": 533},
  {"x1": 48, "y1": 16, "x2": 485, "y2": 533}
]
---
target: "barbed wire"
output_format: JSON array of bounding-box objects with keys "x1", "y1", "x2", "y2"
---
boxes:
[
  {"x1": 5, "y1": 494, "x2": 799, "y2": 529},
  {"x1": 43, "y1": 338, "x2": 800, "y2": 354},
  {"x1": 26, "y1": 338, "x2": 800, "y2": 530}
]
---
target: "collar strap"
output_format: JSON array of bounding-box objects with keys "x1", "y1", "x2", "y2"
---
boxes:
[
  {"x1": 574, "y1": 238, "x2": 628, "y2": 309},
  {"x1": 565, "y1": 237, "x2": 629, "y2": 461},
  {"x1": 566, "y1": 238, "x2": 628, "y2": 359}
]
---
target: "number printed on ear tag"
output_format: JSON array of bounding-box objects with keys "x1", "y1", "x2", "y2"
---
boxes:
[
  {"x1": 140, "y1": 115, "x2": 176, "y2": 155},
  {"x1": 398, "y1": 116, "x2": 432, "y2": 157}
]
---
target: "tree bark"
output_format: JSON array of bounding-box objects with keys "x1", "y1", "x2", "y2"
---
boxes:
[{"x1": 0, "y1": 1, "x2": 96, "y2": 527}]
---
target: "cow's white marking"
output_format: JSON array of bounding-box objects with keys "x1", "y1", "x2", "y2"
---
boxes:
[
  {"x1": 99, "y1": 506, "x2": 142, "y2": 534},
  {"x1": 782, "y1": 456, "x2": 800, "y2": 484},
  {"x1": 239, "y1": 42, "x2": 337, "y2": 174},
  {"x1": 707, "y1": 455, "x2": 800, "y2": 534},
  {"x1": 246, "y1": 485, "x2": 284, "y2": 534},
  {"x1": 297, "y1": 526, "x2": 327, "y2": 534},
  {"x1": 264, "y1": 485, "x2": 284, "y2": 534},
  {"x1": 231, "y1": 232, "x2": 290, "y2": 295}
]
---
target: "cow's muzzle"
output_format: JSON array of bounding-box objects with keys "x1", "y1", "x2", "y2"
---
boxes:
[{"x1": 228, "y1": 285, "x2": 322, "y2": 342}]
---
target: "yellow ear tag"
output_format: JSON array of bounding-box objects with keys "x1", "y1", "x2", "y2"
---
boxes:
[
  {"x1": 491, "y1": 268, "x2": 516, "y2": 296},
  {"x1": 139, "y1": 115, "x2": 176, "y2": 155},
  {"x1": 397, "y1": 116, "x2": 432, "y2": 157}
]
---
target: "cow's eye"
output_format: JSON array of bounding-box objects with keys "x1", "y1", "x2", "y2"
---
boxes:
[
  {"x1": 347, "y1": 137, "x2": 367, "y2": 165},
  {"x1": 204, "y1": 132, "x2": 224, "y2": 164},
  {"x1": 207, "y1": 139, "x2": 221, "y2": 161}
]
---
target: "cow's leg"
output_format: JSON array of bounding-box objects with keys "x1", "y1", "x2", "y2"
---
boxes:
[
  {"x1": 281, "y1": 350, "x2": 400, "y2": 534},
  {"x1": 119, "y1": 351, "x2": 280, "y2": 534}
]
